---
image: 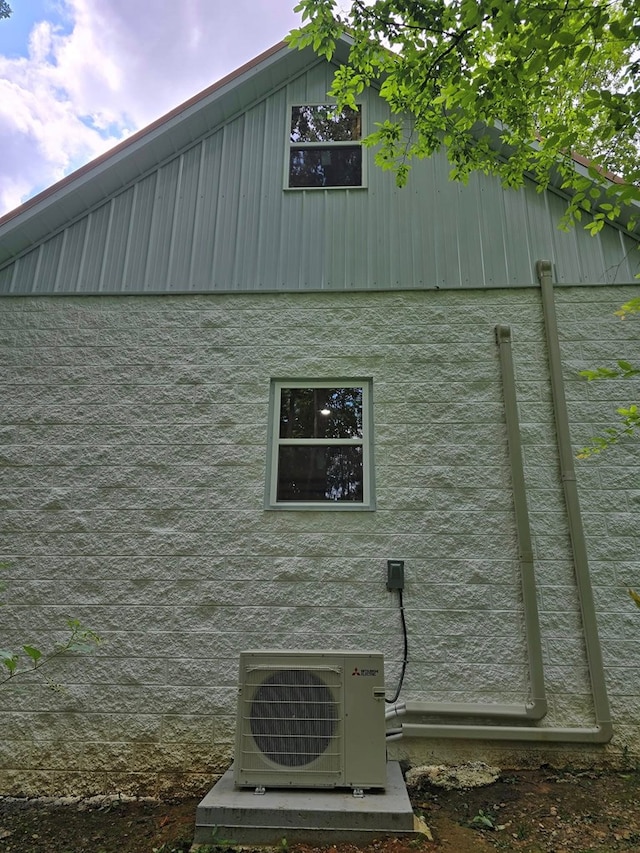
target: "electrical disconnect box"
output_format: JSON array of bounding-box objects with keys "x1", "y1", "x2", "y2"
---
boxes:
[{"x1": 386, "y1": 559, "x2": 405, "y2": 591}]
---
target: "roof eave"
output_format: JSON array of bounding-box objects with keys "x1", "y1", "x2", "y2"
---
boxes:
[{"x1": 0, "y1": 36, "x2": 354, "y2": 266}]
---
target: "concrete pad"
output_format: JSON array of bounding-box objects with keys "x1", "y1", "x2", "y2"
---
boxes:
[{"x1": 193, "y1": 761, "x2": 417, "y2": 847}]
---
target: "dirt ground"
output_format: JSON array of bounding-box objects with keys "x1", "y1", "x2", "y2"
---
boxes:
[{"x1": 1, "y1": 768, "x2": 639, "y2": 853}]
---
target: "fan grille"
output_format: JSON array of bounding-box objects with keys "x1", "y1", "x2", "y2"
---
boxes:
[{"x1": 249, "y1": 668, "x2": 339, "y2": 767}]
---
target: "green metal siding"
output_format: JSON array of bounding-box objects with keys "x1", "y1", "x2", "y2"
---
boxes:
[{"x1": 1, "y1": 62, "x2": 638, "y2": 295}]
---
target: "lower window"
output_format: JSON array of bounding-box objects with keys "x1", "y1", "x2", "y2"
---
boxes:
[{"x1": 266, "y1": 380, "x2": 374, "y2": 510}]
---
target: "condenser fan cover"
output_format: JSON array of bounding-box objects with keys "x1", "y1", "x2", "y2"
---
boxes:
[{"x1": 249, "y1": 669, "x2": 338, "y2": 767}]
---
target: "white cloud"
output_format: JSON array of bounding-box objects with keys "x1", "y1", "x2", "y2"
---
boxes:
[{"x1": 0, "y1": 0, "x2": 299, "y2": 216}]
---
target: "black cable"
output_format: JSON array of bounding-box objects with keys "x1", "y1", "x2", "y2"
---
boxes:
[{"x1": 385, "y1": 587, "x2": 408, "y2": 704}]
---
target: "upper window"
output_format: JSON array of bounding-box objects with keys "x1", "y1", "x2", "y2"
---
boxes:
[
  {"x1": 267, "y1": 380, "x2": 374, "y2": 509},
  {"x1": 287, "y1": 105, "x2": 364, "y2": 189}
]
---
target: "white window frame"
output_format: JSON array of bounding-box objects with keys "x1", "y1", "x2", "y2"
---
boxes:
[
  {"x1": 284, "y1": 103, "x2": 367, "y2": 190},
  {"x1": 266, "y1": 378, "x2": 375, "y2": 510}
]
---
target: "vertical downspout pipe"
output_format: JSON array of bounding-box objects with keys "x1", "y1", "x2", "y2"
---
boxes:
[
  {"x1": 394, "y1": 324, "x2": 548, "y2": 723},
  {"x1": 536, "y1": 260, "x2": 612, "y2": 741},
  {"x1": 495, "y1": 324, "x2": 547, "y2": 718}
]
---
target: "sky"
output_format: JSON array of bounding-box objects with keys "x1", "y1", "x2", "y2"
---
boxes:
[{"x1": 0, "y1": 0, "x2": 302, "y2": 217}]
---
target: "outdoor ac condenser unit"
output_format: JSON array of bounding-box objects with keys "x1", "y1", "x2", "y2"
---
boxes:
[{"x1": 234, "y1": 650, "x2": 387, "y2": 790}]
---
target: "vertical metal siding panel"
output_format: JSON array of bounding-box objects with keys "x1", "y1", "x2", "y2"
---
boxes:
[
  {"x1": 576, "y1": 219, "x2": 607, "y2": 284},
  {"x1": 453, "y1": 177, "x2": 484, "y2": 287},
  {"x1": 429, "y1": 149, "x2": 464, "y2": 288},
  {"x1": 522, "y1": 182, "x2": 558, "y2": 271},
  {"x1": 190, "y1": 134, "x2": 223, "y2": 290},
  {"x1": 58, "y1": 218, "x2": 88, "y2": 292},
  {"x1": 213, "y1": 117, "x2": 245, "y2": 289},
  {"x1": 300, "y1": 192, "x2": 326, "y2": 288},
  {"x1": 475, "y1": 173, "x2": 510, "y2": 287},
  {"x1": 124, "y1": 173, "x2": 157, "y2": 291},
  {"x1": 168, "y1": 145, "x2": 201, "y2": 289},
  {"x1": 599, "y1": 227, "x2": 634, "y2": 283},
  {"x1": 144, "y1": 158, "x2": 181, "y2": 291},
  {"x1": 280, "y1": 191, "x2": 305, "y2": 288},
  {"x1": 282, "y1": 75, "x2": 314, "y2": 289},
  {"x1": 544, "y1": 192, "x2": 582, "y2": 282},
  {"x1": 407, "y1": 168, "x2": 435, "y2": 289},
  {"x1": 345, "y1": 191, "x2": 369, "y2": 288},
  {"x1": 257, "y1": 88, "x2": 288, "y2": 290},
  {"x1": 286, "y1": 73, "x2": 308, "y2": 103},
  {"x1": 388, "y1": 184, "x2": 408, "y2": 289},
  {"x1": 365, "y1": 132, "x2": 391, "y2": 289},
  {"x1": 364, "y1": 101, "x2": 429, "y2": 293},
  {"x1": 75, "y1": 212, "x2": 92, "y2": 291},
  {"x1": 101, "y1": 189, "x2": 135, "y2": 291},
  {"x1": 397, "y1": 179, "x2": 420, "y2": 289},
  {"x1": 376, "y1": 105, "x2": 433, "y2": 290},
  {"x1": 0, "y1": 263, "x2": 14, "y2": 293},
  {"x1": 80, "y1": 203, "x2": 111, "y2": 291},
  {"x1": 8, "y1": 250, "x2": 38, "y2": 294},
  {"x1": 36, "y1": 233, "x2": 64, "y2": 293},
  {"x1": 186, "y1": 140, "x2": 207, "y2": 290},
  {"x1": 121, "y1": 183, "x2": 139, "y2": 289},
  {"x1": 52, "y1": 229, "x2": 68, "y2": 292},
  {"x1": 287, "y1": 62, "x2": 335, "y2": 103},
  {"x1": 620, "y1": 232, "x2": 640, "y2": 280},
  {"x1": 406, "y1": 178, "x2": 428, "y2": 289},
  {"x1": 326, "y1": 190, "x2": 348, "y2": 289},
  {"x1": 1, "y1": 256, "x2": 18, "y2": 293},
  {"x1": 235, "y1": 102, "x2": 267, "y2": 290},
  {"x1": 502, "y1": 181, "x2": 536, "y2": 284}
]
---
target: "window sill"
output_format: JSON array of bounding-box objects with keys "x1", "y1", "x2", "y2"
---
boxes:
[
  {"x1": 265, "y1": 502, "x2": 375, "y2": 511},
  {"x1": 283, "y1": 185, "x2": 368, "y2": 191}
]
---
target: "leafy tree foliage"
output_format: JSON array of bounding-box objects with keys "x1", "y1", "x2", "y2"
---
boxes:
[
  {"x1": 578, "y1": 298, "x2": 640, "y2": 457},
  {"x1": 0, "y1": 2, "x2": 11, "y2": 21},
  {"x1": 288, "y1": 0, "x2": 640, "y2": 233},
  {"x1": 289, "y1": 1, "x2": 640, "y2": 454}
]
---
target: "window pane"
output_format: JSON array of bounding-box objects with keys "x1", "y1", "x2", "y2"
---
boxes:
[
  {"x1": 290, "y1": 106, "x2": 361, "y2": 142},
  {"x1": 289, "y1": 147, "x2": 362, "y2": 188},
  {"x1": 277, "y1": 446, "x2": 363, "y2": 502},
  {"x1": 279, "y1": 387, "x2": 363, "y2": 439}
]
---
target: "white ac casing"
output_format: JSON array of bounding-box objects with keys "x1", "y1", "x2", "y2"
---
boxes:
[{"x1": 234, "y1": 650, "x2": 387, "y2": 790}]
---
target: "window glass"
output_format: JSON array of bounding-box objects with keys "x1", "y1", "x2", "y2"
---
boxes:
[
  {"x1": 268, "y1": 380, "x2": 373, "y2": 509},
  {"x1": 290, "y1": 105, "x2": 361, "y2": 142},
  {"x1": 287, "y1": 104, "x2": 363, "y2": 189},
  {"x1": 277, "y1": 446, "x2": 363, "y2": 502},
  {"x1": 289, "y1": 147, "x2": 362, "y2": 188},
  {"x1": 279, "y1": 387, "x2": 363, "y2": 439}
]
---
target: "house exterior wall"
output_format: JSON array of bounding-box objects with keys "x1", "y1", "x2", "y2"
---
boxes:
[
  {"x1": 1, "y1": 60, "x2": 638, "y2": 297},
  {"x1": 1, "y1": 283, "x2": 639, "y2": 796}
]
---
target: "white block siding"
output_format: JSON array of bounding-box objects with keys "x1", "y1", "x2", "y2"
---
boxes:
[{"x1": 0, "y1": 285, "x2": 638, "y2": 796}]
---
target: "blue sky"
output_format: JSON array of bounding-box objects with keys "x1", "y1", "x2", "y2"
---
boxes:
[
  {"x1": 0, "y1": 1, "x2": 301, "y2": 216},
  {"x1": 1, "y1": 1, "x2": 73, "y2": 58}
]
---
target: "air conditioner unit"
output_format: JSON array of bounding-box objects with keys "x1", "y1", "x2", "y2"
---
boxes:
[{"x1": 234, "y1": 649, "x2": 387, "y2": 790}]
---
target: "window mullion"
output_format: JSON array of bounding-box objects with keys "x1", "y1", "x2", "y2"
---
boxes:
[
  {"x1": 290, "y1": 141, "x2": 360, "y2": 149},
  {"x1": 277, "y1": 438, "x2": 364, "y2": 446}
]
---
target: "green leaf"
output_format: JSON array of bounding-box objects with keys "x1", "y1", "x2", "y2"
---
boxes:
[
  {"x1": 554, "y1": 31, "x2": 576, "y2": 45},
  {"x1": 0, "y1": 650, "x2": 18, "y2": 674},
  {"x1": 23, "y1": 645, "x2": 42, "y2": 664}
]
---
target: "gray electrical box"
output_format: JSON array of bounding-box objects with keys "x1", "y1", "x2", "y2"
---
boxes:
[{"x1": 386, "y1": 560, "x2": 404, "y2": 590}]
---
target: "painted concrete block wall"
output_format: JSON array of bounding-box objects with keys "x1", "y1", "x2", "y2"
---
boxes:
[
  {"x1": 1, "y1": 284, "x2": 639, "y2": 796},
  {"x1": 551, "y1": 285, "x2": 640, "y2": 747}
]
